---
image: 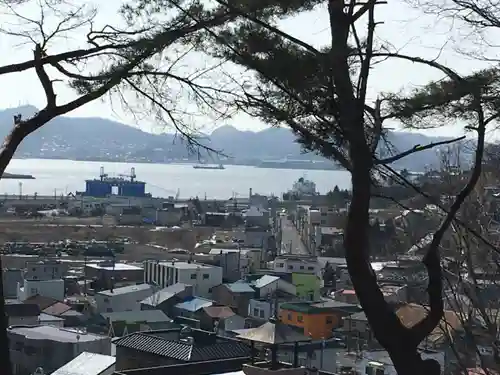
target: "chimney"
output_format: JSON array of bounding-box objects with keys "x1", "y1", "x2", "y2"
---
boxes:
[{"x1": 249, "y1": 188, "x2": 253, "y2": 198}]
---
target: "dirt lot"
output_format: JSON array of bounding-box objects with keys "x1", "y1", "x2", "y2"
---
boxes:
[{"x1": 0, "y1": 216, "x2": 215, "y2": 260}]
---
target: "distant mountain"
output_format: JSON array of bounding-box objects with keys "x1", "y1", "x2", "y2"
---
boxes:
[{"x1": 0, "y1": 106, "x2": 464, "y2": 171}]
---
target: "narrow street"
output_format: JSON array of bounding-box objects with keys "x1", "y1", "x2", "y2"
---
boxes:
[{"x1": 280, "y1": 217, "x2": 309, "y2": 255}]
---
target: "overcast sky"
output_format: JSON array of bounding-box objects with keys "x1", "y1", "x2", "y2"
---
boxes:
[{"x1": 0, "y1": 0, "x2": 497, "y2": 139}]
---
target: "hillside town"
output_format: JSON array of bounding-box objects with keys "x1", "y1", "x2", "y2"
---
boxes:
[{"x1": 0, "y1": 167, "x2": 497, "y2": 375}]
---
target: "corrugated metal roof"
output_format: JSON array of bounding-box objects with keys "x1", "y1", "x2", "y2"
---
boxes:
[
  {"x1": 236, "y1": 321, "x2": 310, "y2": 344},
  {"x1": 101, "y1": 310, "x2": 171, "y2": 323},
  {"x1": 226, "y1": 282, "x2": 255, "y2": 293},
  {"x1": 202, "y1": 306, "x2": 235, "y2": 319},
  {"x1": 175, "y1": 297, "x2": 213, "y2": 312},
  {"x1": 43, "y1": 302, "x2": 72, "y2": 316},
  {"x1": 51, "y1": 351, "x2": 115, "y2": 375},
  {"x1": 113, "y1": 332, "x2": 250, "y2": 361},
  {"x1": 99, "y1": 283, "x2": 153, "y2": 297},
  {"x1": 252, "y1": 275, "x2": 279, "y2": 289},
  {"x1": 141, "y1": 283, "x2": 190, "y2": 306}
]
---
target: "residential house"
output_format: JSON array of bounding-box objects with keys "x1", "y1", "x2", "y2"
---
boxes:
[
  {"x1": 24, "y1": 260, "x2": 68, "y2": 280},
  {"x1": 209, "y1": 248, "x2": 262, "y2": 281},
  {"x1": 43, "y1": 301, "x2": 72, "y2": 317},
  {"x1": 143, "y1": 260, "x2": 222, "y2": 298},
  {"x1": 334, "y1": 289, "x2": 359, "y2": 305},
  {"x1": 51, "y1": 352, "x2": 116, "y2": 375},
  {"x1": 23, "y1": 295, "x2": 59, "y2": 311},
  {"x1": 198, "y1": 306, "x2": 245, "y2": 333},
  {"x1": 38, "y1": 313, "x2": 65, "y2": 327},
  {"x1": 95, "y1": 284, "x2": 155, "y2": 313},
  {"x1": 96, "y1": 310, "x2": 173, "y2": 337},
  {"x1": 5, "y1": 302, "x2": 40, "y2": 326},
  {"x1": 18, "y1": 278, "x2": 65, "y2": 301},
  {"x1": 279, "y1": 302, "x2": 340, "y2": 339},
  {"x1": 273, "y1": 255, "x2": 321, "y2": 276},
  {"x1": 244, "y1": 206, "x2": 270, "y2": 227},
  {"x1": 113, "y1": 327, "x2": 251, "y2": 371},
  {"x1": 174, "y1": 296, "x2": 214, "y2": 319},
  {"x1": 8, "y1": 325, "x2": 111, "y2": 375},
  {"x1": 140, "y1": 283, "x2": 193, "y2": 316},
  {"x1": 212, "y1": 282, "x2": 255, "y2": 316},
  {"x1": 244, "y1": 226, "x2": 273, "y2": 251},
  {"x1": 246, "y1": 275, "x2": 297, "y2": 322},
  {"x1": 17, "y1": 260, "x2": 68, "y2": 302},
  {"x1": 342, "y1": 311, "x2": 372, "y2": 341},
  {"x1": 59, "y1": 309, "x2": 87, "y2": 327}
]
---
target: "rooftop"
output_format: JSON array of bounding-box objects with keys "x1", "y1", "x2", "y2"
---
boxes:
[
  {"x1": 226, "y1": 282, "x2": 255, "y2": 294},
  {"x1": 153, "y1": 261, "x2": 219, "y2": 270},
  {"x1": 101, "y1": 310, "x2": 171, "y2": 323},
  {"x1": 9, "y1": 325, "x2": 107, "y2": 343},
  {"x1": 113, "y1": 329, "x2": 251, "y2": 362},
  {"x1": 347, "y1": 311, "x2": 368, "y2": 321},
  {"x1": 39, "y1": 313, "x2": 65, "y2": 322},
  {"x1": 252, "y1": 275, "x2": 279, "y2": 289},
  {"x1": 52, "y1": 351, "x2": 115, "y2": 375},
  {"x1": 202, "y1": 306, "x2": 235, "y2": 319},
  {"x1": 141, "y1": 283, "x2": 191, "y2": 306},
  {"x1": 280, "y1": 302, "x2": 334, "y2": 315},
  {"x1": 5, "y1": 303, "x2": 40, "y2": 317},
  {"x1": 86, "y1": 263, "x2": 143, "y2": 271},
  {"x1": 99, "y1": 283, "x2": 153, "y2": 297},
  {"x1": 175, "y1": 297, "x2": 213, "y2": 312},
  {"x1": 43, "y1": 302, "x2": 72, "y2": 316}
]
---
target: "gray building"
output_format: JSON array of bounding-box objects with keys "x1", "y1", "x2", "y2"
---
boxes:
[
  {"x1": 8, "y1": 325, "x2": 111, "y2": 375},
  {"x1": 3, "y1": 269, "x2": 23, "y2": 298}
]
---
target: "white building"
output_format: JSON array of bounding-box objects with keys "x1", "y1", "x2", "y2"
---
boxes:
[
  {"x1": 17, "y1": 279, "x2": 65, "y2": 301},
  {"x1": 144, "y1": 260, "x2": 222, "y2": 298},
  {"x1": 51, "y1": 352, "x2": 116, "y2": 375},
  {"x1": 273, "y1": 255, "x2": 321, "y2": 277},
  {"x1": 95, "y1": 283, "x2": 154, "y2": 313}
]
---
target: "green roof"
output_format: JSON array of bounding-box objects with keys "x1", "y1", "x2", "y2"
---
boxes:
[{"x1": 280, "y1": 302, "x2": 333, "y2": 314}]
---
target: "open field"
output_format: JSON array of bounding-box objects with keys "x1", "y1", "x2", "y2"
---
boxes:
[{"x1": 0, "y1": 217, "x2": 215, "y2": 260}]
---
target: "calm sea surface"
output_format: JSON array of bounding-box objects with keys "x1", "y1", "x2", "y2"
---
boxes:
[{"x1": 0, "y1": 159, "x2": 351, "y2": 199}]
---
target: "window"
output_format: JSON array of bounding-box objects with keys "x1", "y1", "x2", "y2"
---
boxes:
[
  {"x1": 30, "y1": 288, "x2": 37, "y2": 294},
  {"x1": 297, "y1": 315, "x2": 303, "y2": 322},
  {"x1": 103, "y1": 298, "x2": 109, "y2": 303},
  {"x1": 191, "y1": 274, "x2": 197, "y2": 279},
  {"x1": 288, "y1": 265, "x2": 293, "y2": 270},
  {"x1": 288, "y1": 313, "x2": 292, "y2": 321},
  {"x1": 276, "y1": 263, "x2": 284, "y2": 268},
  {"x1": 351, "y1": 320, "x2": 357, "y2": 329},
  {"x1": 326, "y1": 316, "x2": 333, "y2": 324},
  {"x1": 320, "y1": 220, "x2": 326, "y2": 225},
  {"x1": 300, "y1": 266, "x2": 304, "y2": 270},
  {"x1": 307, "y1": 266, "x2": 314, "y2": 270},
  {"x1": 203, "y1": 273, "x2": 209, "y2": 279},
  {"x1": 259, "y1": 310, "x2": 265, "y2": 318},
  {"x1": 32, "y1": 268, "x2": 36, "y2": 272},
  {"x1": 253, "y1": 308, "x2": 259, "y2": 317},
  {"x1": 106, "y1": 308, "x2": 113, "y2": 312}
]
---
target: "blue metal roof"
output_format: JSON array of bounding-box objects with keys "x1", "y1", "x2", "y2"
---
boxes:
[
  {"x1": 175, "y1": 297, "x2": 213, "y2": 312},
  {"x1": 226, "y1": 282, "x2": 255, "y2": 293}
]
